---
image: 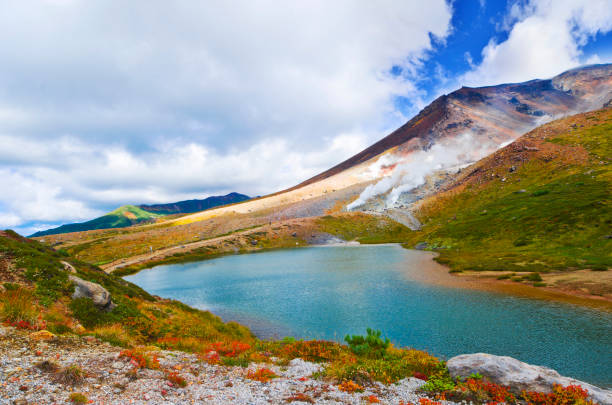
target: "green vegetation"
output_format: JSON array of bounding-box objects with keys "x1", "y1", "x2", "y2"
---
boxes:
[
  {"x1": 69, "y1": 393, "x2": 88, "y2": 404},
  {"x1": 31, "y1": 193, "x2": 251, "y2": 237},
  {"x1": 404, "y1": 109, "x2": 612, "y2": 272},
  {"x1": 317, "y1": 213, "x2": 413, "y2": 243},
  {"x1": 31, "y1": 205, "x2": 162, "y2": 237},
  {"x1": 0, "y1": 230, "x2": 253, "y2": 347},
  {"x1": 345, "y1": 328, "x2": 390, "y2": 358}
]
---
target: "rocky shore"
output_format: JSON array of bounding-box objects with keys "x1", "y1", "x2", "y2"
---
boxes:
[
  {"x1": 2, "y1": 324, "x2": 611, "y2": 405},
  {"x1": 0, "y1": 325, "x2": 446, "y2": 405}
]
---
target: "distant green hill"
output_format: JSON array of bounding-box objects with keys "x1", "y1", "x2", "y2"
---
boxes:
[
  {"x1": 138, "y1": 192, "x2": 250, "y2": 214},
  {"x1": 30, "y1": 205, "x2": 162, "y2": 237},
  {"x1": 30, "y1": 192, "x2": 250, "y2": 237}
]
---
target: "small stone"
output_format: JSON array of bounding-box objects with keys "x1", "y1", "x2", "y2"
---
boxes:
[
  {"x1": 29, "y1": 330, "x2": 55, "y2": 341},
  {"x1": 112, "y1": 361, "x2": 124, "y2": 369}
]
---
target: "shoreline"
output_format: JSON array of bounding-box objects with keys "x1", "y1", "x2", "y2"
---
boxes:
[
  {"x1": 403, "y1": 250, "x2": 612, "y2": 312},
  {"x1": 117, "y1": 238, "x2": 612, "y2": 312}
]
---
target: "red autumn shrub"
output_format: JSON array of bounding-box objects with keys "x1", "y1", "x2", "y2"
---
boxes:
[
  {"x1": 208, "y1": 341, "x2": 251, "y2": 357},
  {"x1": 419, "y1": 398, "x2": 442, "y2": 405},
  {"x1": 522, "y1": 384, "x2": 595, "y2": 405},
  {"x1": 460, "y1": 378, "x2": 516, "y2": 404},
  {"x1": 166, "y1": 371, "x2": 187, "y2": 388},
  {"x1": 246, "y1": 368, "x2": 277, "y2": 383},
  {"x1": 413, "y1": 371, "x2": 428, "y2": 381},
  {"x1": 119, "y1": 349, "x2": 160, "y2": 370},
  {"x1": 337, "y1": 380, "x2": 364, "y2": 393},
  {"x1": 364, "y1": 394, "x2": 380, "y2": 403}
]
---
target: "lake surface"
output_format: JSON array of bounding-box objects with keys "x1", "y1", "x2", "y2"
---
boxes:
[{"x1": 125, "y1": 245, "x2": 612, "y2": 387}]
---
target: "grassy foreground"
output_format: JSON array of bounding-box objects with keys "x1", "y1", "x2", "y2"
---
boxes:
[{"x1": 404, "y1": 108, "x2": 612, "y2": 274}]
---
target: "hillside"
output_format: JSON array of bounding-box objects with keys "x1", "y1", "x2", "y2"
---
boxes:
[
  {"x1": 0, "y1": 230, "x2": 252, "y2": 346},
  {"x1": 30, "y1": 205, "x2": 163, "y2": 238},
  {"x1": 404, "y1": 107, "x2": 611, "y2": 288},
  {"x1": 31, "y1": 192, "x2": 250, "y2": 237}
]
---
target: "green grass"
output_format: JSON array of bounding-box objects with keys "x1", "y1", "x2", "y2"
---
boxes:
[
  {"x1": 0, "y1": 230, "x2": 252, "y2": 345},
  {"x1": 30, "y1": 205, "x2": 163, "y2": 237},
  {"x1": 403, "y1": 109, "x2": 612, "y2": 272},
  {"x1": 316, "y1": 213, "x2": 413, "y2": 243}
]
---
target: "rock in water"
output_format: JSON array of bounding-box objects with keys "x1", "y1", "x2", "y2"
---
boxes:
[
  {"x1": 447, "y1": 353, "x2": 612, "y2": 404},
  {"x1": 69, "y1": 275, "x2": 115, "y2": 310}
]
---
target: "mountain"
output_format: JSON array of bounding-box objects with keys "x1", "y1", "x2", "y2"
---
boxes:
[
  {"x1": 403, "y1": 106, "x2": 611, "y2": 277},
  {"x1": 293, "y1": 64, "x2": 612, "y2": 191},
  {"x1": 160, "y1": 64, "x2": 612, "y2": 227},
  {"x1": 31, "y1": 65, "x2": 612, "y2": 284},
  {"x1": 138, "y1": 192, "x2": 250, "y2": 215},
  {"x1": 30, "y1": 192, "x2": 250, "y2": 237}
]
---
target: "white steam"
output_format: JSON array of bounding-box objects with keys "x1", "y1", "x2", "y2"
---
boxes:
[{"x1": 347, "y1": 133, "x2": 498, "y2": 210}]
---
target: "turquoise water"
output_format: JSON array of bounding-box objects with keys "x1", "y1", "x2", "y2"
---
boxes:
[{"x1": 125, "y1": 245, "x2": 612, "y2": 387}]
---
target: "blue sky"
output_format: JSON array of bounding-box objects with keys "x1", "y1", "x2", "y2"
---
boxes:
[{"x1": 0, "y1": 0, "x2": 611, "y2": 235}]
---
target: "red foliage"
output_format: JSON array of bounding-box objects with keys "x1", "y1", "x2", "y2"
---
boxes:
[
  {"x1": 418, "y1": 399, "x2": 442, "y2": 405},
  {"x1": 5, "y1": 318, "x2": 46, "y2": 331},
  {"x1": 119, "y1": 349, "x2": 160, "y2": 370},
  {"x1": 246, "y1": 368, "x2": 277, "y2": 383},
  {"x1": 208, "y1": 341, "x2": 251, "y2": 357},
  {"x1": 522, "y1": 384, "x2": 595, "y2": 405},
  {"x1": 413, "y1": 372, "x2": 428, "y2": 381},
  {"x1": 286, "y1": 392, "x2": 314, "y2": 403},
  {"x1": 166, "y1": 371, "x2": 187, "y2": 388},
  {"x1": 364, "y1": 394, "x2": 380, "y2": 403},
  {"x1": 337, "y1": 380, "x2": 364, "y2": 393},
  {"x1": 461, "y1": 378, "x2": 516, "y2": 403},
  {"x1": 156, "y1": 336, "x2": 180, "y2": 349}
]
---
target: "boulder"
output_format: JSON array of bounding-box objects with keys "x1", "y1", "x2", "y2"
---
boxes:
[
  {"x1": 447, "y1": 353, "x2": 612, "y2": 404},
  {"x1": 69, "y1": 275, "x2": 115, "y2": 310}
]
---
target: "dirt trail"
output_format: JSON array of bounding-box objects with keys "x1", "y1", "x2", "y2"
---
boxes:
[{"x1": 101, "y1": 217, "x2": 317, "y2": 273}]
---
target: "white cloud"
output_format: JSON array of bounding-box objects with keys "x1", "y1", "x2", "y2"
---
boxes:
[
  {"x1": 0, "y1": 1, "x2": 454, "y2": 231},
  {"x1": 463, "y1": 0, "x2": 612, "y2": 86}
]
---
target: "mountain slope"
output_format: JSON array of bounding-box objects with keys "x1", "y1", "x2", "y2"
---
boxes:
[
  {"x1": 0, "y1": 230, "x2": 252, "y2": 345},
  {"x1": 162, "y1": 64, "x2": 612, "y2": 227},
  {"x1": 294, "y1": 64, "x2": 612, "y2": 190},
  {"x1": 30, "y1": 192, "x2": 250, "y2": 237},
  {"x1": 403, "y1": 107, "x2": 612, "y2": 276},
  {"x1": 30, "y1": 205, "x2": 162, "y2": 237}
]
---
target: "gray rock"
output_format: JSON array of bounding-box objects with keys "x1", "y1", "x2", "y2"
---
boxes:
[
  {"x1": 447, "y1": 353, "x2": 612, "y2": 404},
  {"x1": 69, "y1": 275, "x2": 115, "y2": 310},
  {"x1": 61, "y1": 261, "x2": 77, "y2": 274},
  {"x1": 414, "y1": 242, "x2": 428, "y2": 250}
]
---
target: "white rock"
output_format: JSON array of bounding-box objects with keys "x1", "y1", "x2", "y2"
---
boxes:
[
  {"x1": 285, "y1": 358, "x2": 323, "y2": 378},
  {"x1": 447, "y1": 353, "x2": 612, "y2": 404}
]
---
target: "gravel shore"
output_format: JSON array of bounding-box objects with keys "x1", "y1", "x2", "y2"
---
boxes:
[{"x1": 0, "y1": 325, "x2": 460, "y2": 405}]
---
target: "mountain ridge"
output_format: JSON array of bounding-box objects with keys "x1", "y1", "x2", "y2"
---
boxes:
[{"x1": 30, "y1": 192, "x2": 250, "y2": 237}]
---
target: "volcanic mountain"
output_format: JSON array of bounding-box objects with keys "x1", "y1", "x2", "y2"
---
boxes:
[
  {"x1": 31, "y1": 64, "x2": 612, "y2": 281},
  {"x1": 169, "y1": 64, "x2": 612, "y2": 224}
]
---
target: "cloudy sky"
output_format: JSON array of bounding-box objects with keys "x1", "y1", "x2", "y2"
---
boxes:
[{"x1": 1, "y1": 0, "x2": 611, "y2": 235}]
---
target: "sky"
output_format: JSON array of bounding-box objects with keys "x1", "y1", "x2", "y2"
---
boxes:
[{"x1": 1, "y1": 0, "x2": 611, "y2": 236}]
